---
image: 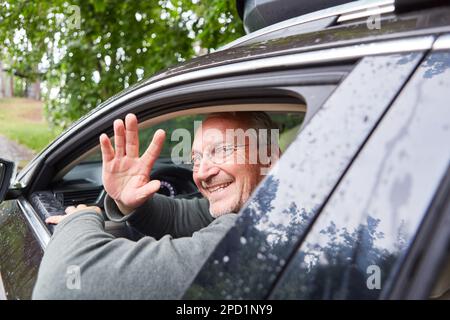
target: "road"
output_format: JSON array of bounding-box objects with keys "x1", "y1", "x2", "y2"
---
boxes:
[{"x1": 0, "y1": 134, "x2": 35, "y2": 165}]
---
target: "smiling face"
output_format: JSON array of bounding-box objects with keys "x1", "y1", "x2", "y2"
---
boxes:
[{"x1": 192, "y1": 116, "x2": 268, "y2": 218}]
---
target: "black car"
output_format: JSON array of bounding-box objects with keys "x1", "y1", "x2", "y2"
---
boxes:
[{"x1": 0, "y1": 0, "x2": 449, "y2": 300}]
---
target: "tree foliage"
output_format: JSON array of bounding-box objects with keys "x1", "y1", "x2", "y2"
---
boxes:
[{"x1": 0, "y1": 0, "x2": 244, "y2": 127}]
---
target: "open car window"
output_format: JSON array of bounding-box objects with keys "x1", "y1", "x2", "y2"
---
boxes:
[
  {"x1": 48, "y1": 107, "x2": 305, "y2": 211},
  {"x1": 79, "y1": 111, "x2": 304, "y2": 164},
  {"x1": 24, "y1": 64, "x2": 346, "y2": 246}
]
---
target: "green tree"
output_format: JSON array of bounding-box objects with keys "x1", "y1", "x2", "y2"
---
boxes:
[{"x1": 0, "y1": 0, "x2": 244, "y2": 128}]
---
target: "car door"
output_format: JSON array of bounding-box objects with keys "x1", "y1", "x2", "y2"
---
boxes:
[
  {"x1": 266, "y1": 36, "x2": 450, "y2": 300},
  {"x1": 184, "y1": 45, "x2": 431, "y2": 299}
]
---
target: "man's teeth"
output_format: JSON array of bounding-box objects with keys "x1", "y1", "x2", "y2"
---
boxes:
[{"x1": 206, "y1": 182, "x2": 232, "y2": 193}]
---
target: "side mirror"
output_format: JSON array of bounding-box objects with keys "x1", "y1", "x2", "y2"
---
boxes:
[{"x1": 0, "y1": 158, "x2": 15, "y2": 204}]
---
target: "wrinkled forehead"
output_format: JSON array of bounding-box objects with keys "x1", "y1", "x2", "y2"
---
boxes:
[{"x1": 192, "y1": 117, "x2": 249, "y2": 152}]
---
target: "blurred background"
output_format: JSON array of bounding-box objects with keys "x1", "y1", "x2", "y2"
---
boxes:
[{"x1": 0, "y1": 0, "x2": 244, "y2": 166}]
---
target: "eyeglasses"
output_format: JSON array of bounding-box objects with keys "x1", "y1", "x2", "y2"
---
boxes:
[{"x1": 191, "y1": 144, "x2": 247, "y2": 170}]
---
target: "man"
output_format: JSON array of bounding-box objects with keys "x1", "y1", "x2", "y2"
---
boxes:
[{"x1": 32, "y1": 111, "x2": 279, "y2": 299}]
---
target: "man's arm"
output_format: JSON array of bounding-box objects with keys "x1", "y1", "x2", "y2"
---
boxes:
[
  {"x1": 104, "y1": 193, "x2": 214, "y2": 239},
  {"x1": 32, "y1": 209, "x2": 237, "y2": 300}
]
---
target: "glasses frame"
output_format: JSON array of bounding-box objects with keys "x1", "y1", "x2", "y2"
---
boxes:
[{"x1": 191, "y1": 143, "x2": 248, "y2": 171}]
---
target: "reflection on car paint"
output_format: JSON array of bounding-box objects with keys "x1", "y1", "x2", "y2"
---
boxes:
[
  {"x1": 153, "y1": 10, "x2": 450, "y2": 82},
  {"x1": 184, "y1": 52, "x2": 425, "y2": 299},
  {"x1": 0, "y1": 200, "x2": 43, "y2": 299},
  {"x1": 271, "y1": 52, "x2": 450, "y2": 299}
]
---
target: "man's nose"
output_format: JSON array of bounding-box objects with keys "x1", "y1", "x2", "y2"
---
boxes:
[{"x1": 196, "y1": 157, "x2": 219, "y2": 180}]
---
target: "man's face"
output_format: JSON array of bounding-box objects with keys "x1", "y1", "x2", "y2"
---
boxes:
[{"x1": 192, "y1": 117, "x2": 266, "y2": 218}]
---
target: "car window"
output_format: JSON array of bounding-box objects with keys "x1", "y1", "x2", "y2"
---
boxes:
[
  {"x1": 184, "y1": 53, "x2": 426, "y2": 299},
  {"x1": 270, "y1": 51, "x2": 450, "y2": 299},
  {"x1": 79, "y1": 112, "x2": 303, "y2": 164},
  {"x1": 136, "y1": 111, "x2": 304, "y2": 162},
  {"x1": 55, "y1": 110, "x2": 305, "y2": 206}
]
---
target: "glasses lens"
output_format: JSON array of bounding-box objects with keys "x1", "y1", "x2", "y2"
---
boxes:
[{"x1": 212, "y1": 145, "x2": 235, "y2": 164}]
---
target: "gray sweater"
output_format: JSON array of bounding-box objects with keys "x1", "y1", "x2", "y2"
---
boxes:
[{"x1": 32, "y1": 194, "x2": 237, "y2": 299}]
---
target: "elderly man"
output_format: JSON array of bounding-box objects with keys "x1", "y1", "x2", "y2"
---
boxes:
[{"x1": 32, "y1": 111, "x2": 279, "y2": 299}]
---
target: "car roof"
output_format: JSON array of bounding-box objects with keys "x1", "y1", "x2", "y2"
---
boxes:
[{"x1": 101, "y1": 2, "x2": 450, "y2": 109}]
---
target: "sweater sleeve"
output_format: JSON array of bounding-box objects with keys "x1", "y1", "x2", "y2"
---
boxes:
[
  {"x1": 32, "y1": 209, "x2": 237, "y2": 300},
  {"x1": 104, "y1": 193, "x2": 214, "y2": 239}
]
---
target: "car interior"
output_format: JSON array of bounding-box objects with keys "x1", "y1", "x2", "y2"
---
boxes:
[{"x1": 28, "y1": 104, "x2": 306, "y2": 238}]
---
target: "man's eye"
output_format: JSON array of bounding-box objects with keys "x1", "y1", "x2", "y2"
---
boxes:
[
  {"x1": 224, "y1": 146, "x2": 234, "y2": 155},
  {"x1": 211, "y1": 146, "x2": 222, "y2": 158}
]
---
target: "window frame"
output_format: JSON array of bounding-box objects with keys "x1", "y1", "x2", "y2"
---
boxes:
[
  {"x1": 31, "y1": 66, "x2": 350, "y2": 193},
  {"x1": 21, "y1": 66, "x2": 351, "y2": 250}
]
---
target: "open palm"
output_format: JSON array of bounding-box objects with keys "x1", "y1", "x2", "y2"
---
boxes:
[{"x1": 100, "y1": 114, "x2": 166, "y2": 214}]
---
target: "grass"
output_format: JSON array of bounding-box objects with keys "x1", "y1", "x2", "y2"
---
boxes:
[{"x1": 0, "y1": 98, "x2": 62, "y2": 153}]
